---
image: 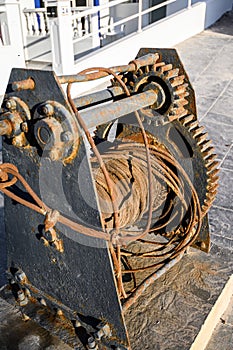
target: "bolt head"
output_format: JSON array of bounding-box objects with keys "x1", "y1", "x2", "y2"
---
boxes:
[
  {"x1": 21, "y1": 122, "x2": 28, "y2": 133},
  {"x1": 42, "y1": 104, "x2": 54, "y2": 116},
  {"x1": 60, "y1": 131, "x2": 73, "y2": 143},
  {"x1": 15, "y1": 271, "x2": 26, "y2": 283},
  {"x1": 5, "y1": 99, "x2": 17, "y2": 110}
]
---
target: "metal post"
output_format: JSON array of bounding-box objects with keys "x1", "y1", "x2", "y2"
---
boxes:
[
  {"x1": 49, "y1": 0, "x2": 74, "y2": 75},
  {"x1": 187, "y1": 0, "x2": 192, "y2": 9},
  {"x1": 138, "y1": 0, "x2": 142, "y2": 33}
]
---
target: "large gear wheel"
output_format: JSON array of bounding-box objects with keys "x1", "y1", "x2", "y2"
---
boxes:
[{"x1": 94, "y1": 50, "x2": 219, "y2": 252}]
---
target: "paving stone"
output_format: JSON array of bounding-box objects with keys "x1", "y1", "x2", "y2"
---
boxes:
[
  {"x1": 222, "y1": 146, "x2": 233, "y2": 172},
  {"x1": 213, "y1": 169, "x2": 233, "y2": 210},
  {"x1": 205, "y1": 323, "x2": 233, "y2": 350},
  {"x1": 200, "y1": 114, "x2": 233, "y2": 161},
  {"x1": 209, "y1": 206, "x2": 233, "y2": 250},
  {"x1": 211, "y1": 81, "x2": 233, "y2": 117},
  {"x1": 195, "y1": 96, "x2": 216, "y2": 120},
  {"x1": 176, "y1": 33, "x2": 231, "y2": 83},
  {"x1": 125, "y1": 244, "x2": 233, "y2": 350}
]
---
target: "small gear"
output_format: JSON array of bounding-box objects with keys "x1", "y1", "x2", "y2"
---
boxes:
[{"x1": 112, "y1": 58, "x2": 190, "y2": 124}]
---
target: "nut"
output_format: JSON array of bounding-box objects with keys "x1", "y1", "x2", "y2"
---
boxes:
[
  {"x1": 87, "y1": 336, "x2": 98, "y2": 350},
  {"x1": 5, "y1": 99, "x2": 17, "y2": 110}
]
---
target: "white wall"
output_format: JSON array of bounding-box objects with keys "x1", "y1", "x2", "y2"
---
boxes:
[{"x1": 70, "y1": 2, "x2": 207, "y2": 97}]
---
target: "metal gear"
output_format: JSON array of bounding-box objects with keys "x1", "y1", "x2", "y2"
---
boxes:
[
  {"x1": 94, "y1": 53, "x2": 219, "y2": 251},
  {"x1": 112, "y1": 57, "x2": 189, "y2": 124}
]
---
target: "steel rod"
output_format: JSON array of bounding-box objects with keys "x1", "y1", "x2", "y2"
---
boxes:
[
  {"x1": 122, "y1": 253, "x2": 184, "y2": 312},
  {"x1": 79, "y1": 89, "x2": 157, "y2": 129},
  {"x1": 74, "y1": 86, "x2": 123, "y2": 109},
  {"x1": 58, "y1": 53, "x2": 159, "y2": 84}
]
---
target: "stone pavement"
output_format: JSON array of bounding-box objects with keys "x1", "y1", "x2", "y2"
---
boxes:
[
  {"x1": 0, "y1": 9, "x2": 233, "y2": 350},
  {"x1": 175, "y1": 10, "x2": 233, "y2": 350}
]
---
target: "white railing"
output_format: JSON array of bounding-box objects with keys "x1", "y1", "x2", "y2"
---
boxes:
[
  {"x1": 0, "y1": 9, "x2": 10, "y2": 45},
  {"x1": 71, "y1": 7, "x2": 91, "y2": 39},
  {"x1": 22, "y1": 0, "x2": 198, "y2": 72},
  {"x1": 70, "y1": 0, "x2": 179, "y2": 45},
  {"x1": 23, "y1": 8, "x2": 49, "y2": 36}
]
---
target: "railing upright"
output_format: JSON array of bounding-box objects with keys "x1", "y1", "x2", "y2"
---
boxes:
[{"x1": 138, "y1": 0, "x2": 142, "y2": 33}]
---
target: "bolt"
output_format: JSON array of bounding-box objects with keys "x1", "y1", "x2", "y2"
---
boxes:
[
  {"x1": 42, "y1": 104, "x2": 54, "y2": 116},
  {"x1": 201, "y1": 241, "x2": 207, "y2": 250},
  {"x1": 87, "y1": 336, "x2": 98, "y2": 350},
  {"x1": 95, "y1": 323, "x2": 111, "y2": 341},
  {"x1": 74, "y1": 320, "x2": 81, "y2": 328},
  {"x1": 56, "y1": 309, "x2": 64, "y2": 317},
  {"x1": 39, "y1": 298, "x2": 47, "y2": 306},
  {"x1": 21, "y1": 122, "x2": 28, "y2": 133},
  {"x1": 24, "y1": 288, "x2": 31, "y2": 298},
  {"x1": 21, "y1": 313, "x2": 30, "y2": 321},
  {"x1": 17, "y1": 290, "x2": 28, "y2": 306},
  {"x1": 5, "y1": 99, "x2": 17, "y2": 110},
  {"x1": 15, "y1": 270, "x2": 27, "y2": 283},
  {"x1": 60, "y1": 131, "x2": 73, "y2": 143}
]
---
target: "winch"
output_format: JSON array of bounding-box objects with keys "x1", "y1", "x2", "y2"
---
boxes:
[{"x1": 0, "y1": 48, "x2": 218, "y2": 350}]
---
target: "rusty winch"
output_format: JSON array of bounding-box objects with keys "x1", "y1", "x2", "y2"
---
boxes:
[{"x1": 0, "y1": 49, "x2": 218, "y2": 350}]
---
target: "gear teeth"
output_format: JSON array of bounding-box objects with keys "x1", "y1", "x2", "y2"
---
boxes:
[
  {"x1": 208, "y1": 173, "x2": 219, "y2": 183},
  {"x1": 170, "y1": 75, "x2": 185, "y2": 87},
  {"x1": 174, "y1": 92, "x2": 189, "y2": 100},
  {"x1": 153, "y1": 62, "x2": 165, "y2": 71},
  {"x1": 177, "y1": 111, "x2": 219, "y2": 216},
  {"x1": 206, "y1": 190, "x2": 218, "y2": 199},
  {"x1": 207, "y1": 183, "x2": 219, "y2": 193},
  {"x1": 202, "y1": 147, "x2": 215, "y2": 159},
  {"x1": 175, "y1": 83, "x2": 188, "y2": 95},
  {"x1": 172, "y1": 106, "x2": 188, "y2": 118},
  {"x1": 174, "y1": 98, "x2": 189, "y2": 108},
  {"x1": 187, "y1": 121, "x2": 199, "y2": 131},
  {"x1": 205, "y1": 154, "x2": 217, "y2": 166},
  {"x1": 165, "y1": 68, "x2": 179, "y2": 79},
  {"x1": 192, "y1": 126, "x2": 205, "y2": 138},
  {"x1": 206, "y1": 161, "x2": 219, "y2": 174},
  {"x1": 202, "y1": 204, "x2": 210, "y2": 213},
  {"x1": 159, "y1": 64, "x2": 173, "y2": 73},
  {"x1": 179, "y1": 114, "x2": 195, "y2": 125},
  {"x1": 196, "y1": 133, "x2": 208, "y2": 146},
  {"x1": 199, "y1": 139, "x2": 212, "y2": 151},
  {"x1": 209, "y1": 168, "x2": 220, "y2": 178}
]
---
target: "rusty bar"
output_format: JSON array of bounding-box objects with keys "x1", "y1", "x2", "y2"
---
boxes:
[
  {"x1": 0, "y1": 119, "x2": 12, "y2": 136},
  {"x1": 122, "y1": 253, "x2": 184, "y2": 313},
  {"x1": 74, "y1": 86, "x2": 124, "y2": 109},
  {"x1": 12, "y1": 77, "x2": 35, "y2": 92},
  {"x1": 59, "y1": 53, "x2": 159, "y2": 84},
  {"x1": 79, "y1": 89, "x2": 157, "y2": 129}
]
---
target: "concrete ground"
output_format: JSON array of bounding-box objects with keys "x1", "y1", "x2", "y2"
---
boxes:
[
  {"x1": 176, "y1": 10, "x2": 233, "y2": 350},
  {"x1": 0, "y1": 9, "x2": 233, "y2": 350}
]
